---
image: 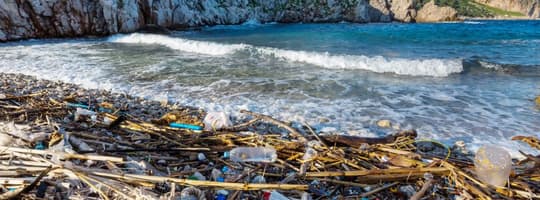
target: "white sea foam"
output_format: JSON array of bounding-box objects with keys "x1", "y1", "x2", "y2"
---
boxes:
[
  {"x1": 109, "y1": 33, "x2": 248, "y2": 56},
  {"x1": 255, "y1": 47, "x2": 463, "y2": 77},
  {"x1": 479, "y1": 61, "x2": 503, "y2": 70},
  {"x1": 109, "y1": 33, "x2": 464, "y2": 77},
  {"x1": 463, "y1": 21, "x2": 485, "y2": 24},
  {"x1": 0, "y1": 37, "x2": 538, "y2": 158}
]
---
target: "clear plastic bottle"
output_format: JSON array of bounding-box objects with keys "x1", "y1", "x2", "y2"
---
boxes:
[
  {"x1": 229, "y1": 147, "x2": 277, "y2": 163},
  {"x1": 474, "y1": 145, "x2": 512, "y2": 187}
]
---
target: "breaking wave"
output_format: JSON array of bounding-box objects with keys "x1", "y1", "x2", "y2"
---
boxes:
[
  {"x1": 109, "y1": 33, "x2": 464, "y2": 77},
  {"x1": 108, "y1": 33, "x2": 248, "y2": 56}
]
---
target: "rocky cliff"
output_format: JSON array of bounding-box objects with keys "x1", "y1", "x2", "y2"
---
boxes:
[
  {"x1": 474, "y1": 0, "x2": 540, "y2": 18},
  {"x1": 0, "y1": 0, "x2": 420, "y2": 41}
]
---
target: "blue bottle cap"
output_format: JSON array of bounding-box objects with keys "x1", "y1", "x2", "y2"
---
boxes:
[
  {"x1": 221, "y1": 166, "x2": 229, "y2": 173},
  {"x1": 217, "y1": 177, "x2": 225, "y2": 182}
]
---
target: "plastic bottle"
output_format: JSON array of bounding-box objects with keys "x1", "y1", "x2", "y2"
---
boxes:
[
  {"x1": 180, "y1": 186, "x2": 203, "y2": 200},
  {"x1": 229, "y1": 147, "x2": 277, "y2": 163},
  {"x1": 474, "y1": 145, "x2": 512, "y2": 187}
]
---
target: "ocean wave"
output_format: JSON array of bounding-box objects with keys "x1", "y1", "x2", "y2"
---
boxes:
[
  {"x1": 463, "y1": 21, "x2": 484, "y2": 24},
  {"x1": 108, "y1": 33, "x2": 248, "y2": 56},
  {"x1": 109, "y1": 33, "x2": 464, "y2": 77},
  {"x1": 255, "y1": 47, "x2": 463, "y2": 77}
]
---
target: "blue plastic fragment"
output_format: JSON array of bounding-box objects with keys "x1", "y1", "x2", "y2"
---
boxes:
[
  {"x1": 169, "y1": 122, "x2": 203, "y2": 130},
  {"x1": 217, "y1": 177, "x2": 225, "y2": 182},
  {"x1": 35, "y1": 141, "x2": 45, "y2": 150},
  {"x1": 98, "y1": 107, "x2": 113, "y2": 113},
  {"x1": 223, "y1": 151, "x2": 230, "y2": 158},
  {"x1": 221, "y1": 166, "x2": 229, "y2": 173},
  {"x1": 66, "y1": 103, "x2": 90, "y2": 110},
  {"x1": 216, "y1": 194, "x2": 227, "y2": 200}
]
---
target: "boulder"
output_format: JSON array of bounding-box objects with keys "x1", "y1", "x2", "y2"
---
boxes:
[
  {"x1": 415, "y1": 1, "x2": 457, "y2": 22},
  {"x1": 390, "y1": 0, "x2": 416, "y2": 22}
]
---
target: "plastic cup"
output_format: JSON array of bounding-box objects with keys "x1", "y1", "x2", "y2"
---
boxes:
[{"x1": 474, "y1": 145, "x2": 512, "y2": 187}]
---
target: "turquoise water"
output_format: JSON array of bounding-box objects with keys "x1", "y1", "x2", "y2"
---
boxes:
[{"x1": 0, "y1": 20, "x2": 539, "y2": 156}]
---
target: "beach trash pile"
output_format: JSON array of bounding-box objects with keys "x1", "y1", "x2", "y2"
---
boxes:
[{"x1": 0, "y1": 80, "x2": 539, "y2": 199}]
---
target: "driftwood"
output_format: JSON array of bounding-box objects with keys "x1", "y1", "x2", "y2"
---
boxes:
[
  {"x1": 321, "y1": 129, "x2": 417, "y2": 146},
  {"x1": 240, "y1": 110, "x2": 307, "y2": 142},
  {"x1": 0, "y1": 146, "x2": 123, "y2": 162},
  {"x1": 0, "y1": 166, "x2": 52, "y2": 199}
]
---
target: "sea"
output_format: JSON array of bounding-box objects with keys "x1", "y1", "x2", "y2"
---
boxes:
[{"x1": 1, "y1": 20, "x2": 539, "y2": 156}]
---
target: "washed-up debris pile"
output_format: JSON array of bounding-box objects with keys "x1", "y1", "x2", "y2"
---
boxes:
[{"x1": 0, "y1": 73, "x2": 539, "y2": 200}]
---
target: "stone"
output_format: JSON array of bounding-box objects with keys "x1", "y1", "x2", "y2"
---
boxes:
[
  {"x1": 535, "y1": 96, "x2": 540, "y2": 106},
  {"x1": 416, "y1": 1, "x2": 458, "y2": 22},
  {"x1": 390, "y1": 0, "x2": 416, "y2": 22}
]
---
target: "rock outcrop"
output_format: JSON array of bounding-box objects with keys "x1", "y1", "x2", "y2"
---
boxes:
[
  {"x1": 0, "y1": 0, "x2": 452, "y2": 42},
  {"x1": 474, "y1": 0, "x2": 540, "y2": 18},
  {"x1": 475, "y1": 0, "x2": 540, "y2": 18},
  {"x1": 416, "y1": 1, "x2": 458, "y2": 22},
  {"x1": 0, "y1": 0, "x2": 392, "y2": 41}
]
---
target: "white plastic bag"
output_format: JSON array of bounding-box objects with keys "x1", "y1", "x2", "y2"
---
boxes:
[{"x1": 203, "y1": 112, "x2": 232, "y2": 131}]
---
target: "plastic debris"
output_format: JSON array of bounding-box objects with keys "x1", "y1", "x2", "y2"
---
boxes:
[
  {"x1": 203, "y1": 111, "x2": 232, "y2": 131},
  {"x1": 170, "y1": 122, "x2": 203, "y2": 130},
  {"x1": 0, "y1": 79, "x2": 539, "y2": 200},
  {"x1": 474, "y1": 145, "x2": 512, "y2": 187},
  {"x1": 180, "y1": 186, "x2": 205, "y2": 200},
  {"x1": 229, "y1": 147, "x2": 277, "y2": 163}
]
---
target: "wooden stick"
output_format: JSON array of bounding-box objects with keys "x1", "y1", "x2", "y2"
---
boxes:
[
  {"x1": 241, "y1": 110, "x2": 307, "y2": 142},
  {"x1": 411, "y1": 179, "x2": 434, "y2": 200},
  {"x1": 0, "y1": 146, "x2": 123, "y2": 162},
  {"x1": 1, "y1": 107, "x2": 66, "y2": 117},
  {"x1": 302, "y1": 121, "x2": 328, "y2": 148},
  {"x1": 359, "y1": 182, "x2": 399, "y2": 197},
  {"x1": 0, "y1": 92, "x2": 46, "y2": 101},
  {"x1": 219, "y1": 117, "x2": 260, "y2": 132},
  {"x1": 322, "y1": 130, "x2": 417, "y2": 146},
  {"x1": 77, "y1": 172, "x2": 135, "y2": 200},
  {"x1": 90, "y1": 171, "x2": 308, "y2": 191},
  {"x1": 0, "y1": 166, "x2": 52, "y2": 200},
  {"x1": 305, "y1": 178, "x2": 369, "y2": 187},
  {"x1": 305, "y1": 167, "x2": 449, "y2": 177}
]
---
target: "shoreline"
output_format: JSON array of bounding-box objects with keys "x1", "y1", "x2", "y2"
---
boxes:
[
  {"x1": 1, "y1": 18, "x2": 539, "y2": 43},
  {"x1": 0, "y1": 72, "x2": 536, "y2": 158},
  {"x1": 1, "y1": 72, "x2": 539, "y2": 199}
]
